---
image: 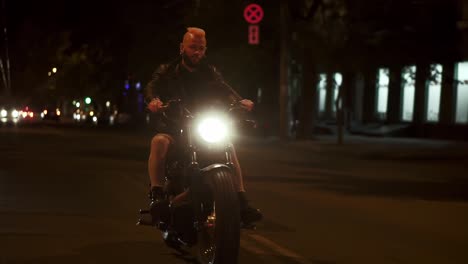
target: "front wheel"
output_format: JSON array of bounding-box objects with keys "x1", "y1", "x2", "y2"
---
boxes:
[{"x1": 197, "y1": 168, "x2": 240, "y2": 264}]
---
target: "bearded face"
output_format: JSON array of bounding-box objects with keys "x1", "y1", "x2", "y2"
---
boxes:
[{"x1": 180, "y1": 33, "x2": 207, "y2": 68}]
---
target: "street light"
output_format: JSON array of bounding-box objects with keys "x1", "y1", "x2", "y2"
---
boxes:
[{"x1": 48, "y1": 67, "x2": 58, "y2": 76}]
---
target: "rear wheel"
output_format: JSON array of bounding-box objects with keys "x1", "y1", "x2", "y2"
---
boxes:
[{"x1": 197, "y1": 168, "x2": 240, "y2": 264}]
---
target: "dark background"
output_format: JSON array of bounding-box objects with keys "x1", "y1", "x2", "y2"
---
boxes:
[{"x1": 3, "y1": 0, "x2": 279, "y2": 108}]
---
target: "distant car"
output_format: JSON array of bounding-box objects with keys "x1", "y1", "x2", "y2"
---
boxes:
[
  {"x1": 73, "y1": 109, "x2": 98, "y2": 125},
  {"x1": 41, "y1": 107, "x2": 61, "y2": 121},
  {"x1": 19, "y1": 106, "x2": 35, "y2": 121},
  {"x1": 0, "y1": 105, "x2": 21, "y2": 124}
]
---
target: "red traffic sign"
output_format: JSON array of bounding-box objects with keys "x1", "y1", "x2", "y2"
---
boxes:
[
  {"x1": 244, "y1": 4, "x2": 264, "y2": 24},
  {"x1": 248, "y1": 25, "x2": 259, "y2": 45}
]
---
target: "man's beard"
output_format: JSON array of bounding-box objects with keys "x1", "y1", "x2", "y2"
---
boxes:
[{"x1": 182, "y1": 52, "x2": 204, "y2": 68}]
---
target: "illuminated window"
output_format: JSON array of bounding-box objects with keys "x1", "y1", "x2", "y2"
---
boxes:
[
  {"x1": 318, "y1": 74, "x2": 327, "y2": 113},
  {"x1": 401, "y1": 65, "x2": 416, "y2": 121},
  {"x1": 455, "y1": 62, "x2": 468, "y2": 124},
  {"x1": 426, "y1": 64, "x2": 443, "y2": 122},
  {"x1": 332, "y1": 73, "x2": 342, "y2": 112},
  {"x1": 376, "y1": 68, "x2": 389, "y2": 119}
]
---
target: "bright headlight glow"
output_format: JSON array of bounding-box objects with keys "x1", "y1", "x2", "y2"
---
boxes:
[
  {"x1": 0, "y1": 109, "x2": 7, "y2": 118},
  {"x1": 197, "y1": 116, "x2": 229, "y2": 143},
  {"x1": 12, "y1": 110, "x2": 19, "y2": 118}
]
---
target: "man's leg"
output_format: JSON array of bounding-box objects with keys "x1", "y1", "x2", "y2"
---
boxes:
[
  {"x1": 228, "y1": 144, "x2": 245, "y2": 192},
  {"x1": 229, "y1": 144, "x2": 262, "y2": 224},
  {"x1": 148, "y1": 133, "x2": 173, "y2": 189},
  {"x1": 148, "y1": 133, "x2": 173, "y2": 225}
]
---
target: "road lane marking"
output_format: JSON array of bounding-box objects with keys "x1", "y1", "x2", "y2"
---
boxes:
[{"x1": 247, "y1": 234, "x2": 312, "y2": 264}]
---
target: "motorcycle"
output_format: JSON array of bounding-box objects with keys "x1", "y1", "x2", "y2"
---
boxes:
[{"x1": 137, "y1": 99, "x2": 256, "y2": 264}]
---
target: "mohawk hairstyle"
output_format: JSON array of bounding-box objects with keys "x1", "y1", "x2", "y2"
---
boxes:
[{"x1": 183, "y1": 27, "x2": 206, "y2": 43}]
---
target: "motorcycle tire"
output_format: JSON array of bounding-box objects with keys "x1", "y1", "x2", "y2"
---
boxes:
[{"x1": 197, "y1": 168, "x2": 240, "y2": 264}]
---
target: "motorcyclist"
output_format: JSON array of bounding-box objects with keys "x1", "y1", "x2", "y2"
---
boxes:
[{"x1": 145, "y1": 27, "x2": 262, "y2": 225}]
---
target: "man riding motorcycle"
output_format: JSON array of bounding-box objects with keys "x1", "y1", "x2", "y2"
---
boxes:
[{"x1": 144, "y1": 27, "x2": 262, "y2": 226}]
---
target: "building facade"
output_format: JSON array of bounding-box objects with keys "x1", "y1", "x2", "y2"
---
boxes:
[{"x1": 292, "y1": 0, "x2": 468, "y2": 140}]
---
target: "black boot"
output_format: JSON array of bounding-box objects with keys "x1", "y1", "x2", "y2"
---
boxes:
[
  {"x1": 238, "y1": 192, "x2": 262, "y2": 225},
  {"x1": 149, "y1": 186, "x2": 170, "y2": 228}
]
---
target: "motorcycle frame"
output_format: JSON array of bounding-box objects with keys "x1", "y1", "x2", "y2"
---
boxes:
[{"x1": 164, "y1": 114, "x2": 236, "y2": 244}]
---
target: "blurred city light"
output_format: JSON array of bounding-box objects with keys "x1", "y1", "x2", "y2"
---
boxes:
[
  {"x1": 52, "y1": 67, "x2": 57, "y2": 73},
  {"x1": 85, "y1": 97, "x2": 92, "y2": 105}
]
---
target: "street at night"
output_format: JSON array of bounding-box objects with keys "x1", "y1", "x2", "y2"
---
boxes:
[
  {"x1": 1, "y1": 124, "x2": 467, "y2": 263},
  {"x1": 2, "y1": 1, "x2": 468, "y2": 263}
]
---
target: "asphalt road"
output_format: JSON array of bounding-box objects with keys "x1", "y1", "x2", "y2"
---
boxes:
[{"x1": 1, "y1": 123, "x2": 468, "y2": 263}]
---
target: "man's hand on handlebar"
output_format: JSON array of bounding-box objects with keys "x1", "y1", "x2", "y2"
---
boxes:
[
  {"x1": 239, "y1": 99, "x2": 254, "y2": 112},
  {"x1": 147, "y1": 98, "x2": 165, "y2": 113}
]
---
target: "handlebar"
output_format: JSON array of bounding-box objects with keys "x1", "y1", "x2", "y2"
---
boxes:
[{"x1": 149, "y1": 98, "x2": 253, "y2": 123}]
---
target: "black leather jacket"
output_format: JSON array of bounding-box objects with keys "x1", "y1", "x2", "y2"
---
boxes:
[
  {"x1": 145, "y1": 57, "x2": 242, "y2": 134},
  {"x1": 145, "y1": 58, "x2": 241, "y2": 110}
]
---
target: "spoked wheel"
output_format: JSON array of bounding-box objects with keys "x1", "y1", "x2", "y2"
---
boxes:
[{"x1": 197, "y1": 168, "x2": 240, "y2": 264}]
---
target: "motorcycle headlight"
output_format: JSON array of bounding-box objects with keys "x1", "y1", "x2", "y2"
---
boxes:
[{"x1": 197, "y1": 115, "x2": 230, "y2": 144}]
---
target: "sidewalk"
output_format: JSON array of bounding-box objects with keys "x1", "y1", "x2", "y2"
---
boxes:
[{"x1": 238, "y1": 134, "x2": 468, "y2": 162}]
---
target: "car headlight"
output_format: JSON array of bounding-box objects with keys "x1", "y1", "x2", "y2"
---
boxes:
[
  {"x1": 197, "y1": 115, "x2": 230, "y2": 144},
  {"x1": 11, "y1": 110, "x2": 19, "y2": 118},
  {"x1": 0, "y1": 109, "x2": 7, "y2": 118}
]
